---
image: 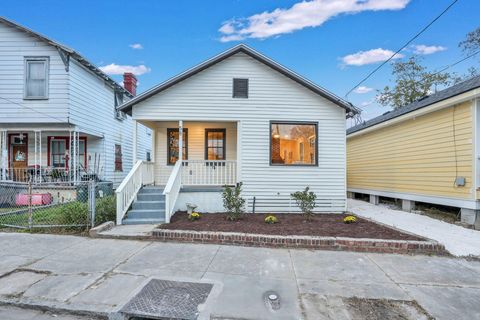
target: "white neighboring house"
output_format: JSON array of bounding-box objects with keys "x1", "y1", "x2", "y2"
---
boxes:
[
  {"x1": 0, "y1": 17, "x2": 152, "y2": 187},
  {"x1": 115, "y1": 44, "x2": 358, "y2": 225}
]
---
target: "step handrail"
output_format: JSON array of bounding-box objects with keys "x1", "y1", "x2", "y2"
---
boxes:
[
  {"x1": 116, "y1": 160, "x2": 154, "y2": 224},
  {"x1": 163, "y1": 160, "x2": 182, "y2": 223}
]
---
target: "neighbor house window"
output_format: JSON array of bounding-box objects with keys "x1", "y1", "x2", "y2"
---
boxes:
[
  {"x1": 167, "y1": 128, "x2": 188, "y2": 165},
  {"x1": 233, "y1": 78, "x2": 248, "y2": 98},
  {"x1": 205, "y1": 129, "x2": 226, "y2": 160},
  {"x1": 48, "y1": 137, "x2": 87, "y2": 168},
  {"x1": 270, "y1": 122, "x2": 317, "y2": 166},
  {"x1": 24, "y1": 57, "x2": 49, "y2": 99},
  {"x1": 51, "y1": 138, "x2": 67, "y2": 168},
  {"x1": 115, "y1": 144, "x2": 123, "y2": 172}
]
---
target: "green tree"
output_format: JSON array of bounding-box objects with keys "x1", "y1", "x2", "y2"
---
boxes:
[
  {"x1": 453, "y1": 27, "x2": 480, "y2": 83},
  {"x1": 377, "y1": 56, "x2": 452, "y2": 109},
  {"x1": 459, "y1": 27, "x2": 480, "y2": 54}
]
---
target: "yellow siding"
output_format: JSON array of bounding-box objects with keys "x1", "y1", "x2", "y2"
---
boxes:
[{"x1": 347, "y1": 101, "x2": 475, "y2": 200}]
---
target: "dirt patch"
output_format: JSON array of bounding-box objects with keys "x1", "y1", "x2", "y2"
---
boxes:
[
  {"x1": 159, "y1": 212, "x2": 424, "y2": 241},
  {"x1": 344, "y1": 297, "x2": 433, "y2": 320}
]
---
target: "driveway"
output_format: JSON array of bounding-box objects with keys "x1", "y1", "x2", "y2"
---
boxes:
[
  {"x1": 348, "y1": 199, "x2": 480, "y2": 257},
  {"x1": 0, "y1": 232, "x2": 479, "y2": 319}
]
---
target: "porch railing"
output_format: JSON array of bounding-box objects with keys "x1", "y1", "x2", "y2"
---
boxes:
[
  {"x1": 163, "y1": 160, "x2": 183, "y2": 223},
  {"x1": 115, "y1": 160, "x2": 154, "y2": 224},
  {"x1": 2, "y1": 167, "x2": 80, "y2": 183},
  {"x1": 181, "y1": 160, "x2": 237, "y2": 186}
]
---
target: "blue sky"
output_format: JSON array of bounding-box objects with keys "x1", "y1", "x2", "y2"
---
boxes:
[{"x1": 3, "y1": 0, "x2": 479, "y2": 123}]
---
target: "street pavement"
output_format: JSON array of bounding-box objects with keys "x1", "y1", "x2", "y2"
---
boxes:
[{"x1": 0, "y1": 232, "x2": 479, "y2": 319}]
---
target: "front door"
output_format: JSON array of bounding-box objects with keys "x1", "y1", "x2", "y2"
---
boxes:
[{"x1": 12, "y1": 144, "x2": 27, "y2": 181}]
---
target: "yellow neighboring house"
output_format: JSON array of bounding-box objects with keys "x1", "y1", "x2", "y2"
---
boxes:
[{"x1": 347, "y1": 76, "x2": 480, "y2": 226}]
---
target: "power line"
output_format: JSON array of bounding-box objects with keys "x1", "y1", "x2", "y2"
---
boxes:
[
  {"x1": 351, "y1": 48, "x2": 480, "y2": 124},
  {"x1": 0, "y1": 95, "x2": 105, "y2": 137},
  {"x1": 345, "y1": 0, "x2": 459, "y2": 97}
]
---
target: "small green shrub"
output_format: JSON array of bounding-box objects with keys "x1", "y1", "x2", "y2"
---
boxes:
[
  {"x1": 291, "y1": 187, "x2": 317, "y2": 220},
  {"x1": 264, "y1": 215, "x2": 278, "y2": 224},
  {"x1": 222, "y1": 183, "x2": 246, "y2": 221},
  {"x1": 56, "y1": 201, "x2": 88, "y2": 225},
  {"x1": 95, "y1": 195, "x2": 116, "y2": 225}
]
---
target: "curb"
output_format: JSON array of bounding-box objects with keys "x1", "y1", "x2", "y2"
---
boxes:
[
  {"x1": 88, "y1": 221, "x2": 114, "y2": 237},
  {"x1": 152, "y1": 229, "x2": 448, "y2": 255}
]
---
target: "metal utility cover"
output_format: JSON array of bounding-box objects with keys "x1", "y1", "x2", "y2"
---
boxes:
[{"x1": 121, "y1": 279, "x2": 213, "y2": 320}]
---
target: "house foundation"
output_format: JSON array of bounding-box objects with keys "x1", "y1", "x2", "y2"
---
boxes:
[
  {"x1": 369, "y1": 195, "x2": 379, "y2": 205},
  {"x1": 460, "y1": 208, "x2": 480, "y2": 227},
  {"x1": 402, "y1": 199, "x2": 416, "y2": 212}
]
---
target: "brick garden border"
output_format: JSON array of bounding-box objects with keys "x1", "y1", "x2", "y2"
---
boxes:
[{"x1": 152, "y1": 229, "x2": 447, "y2": 255}]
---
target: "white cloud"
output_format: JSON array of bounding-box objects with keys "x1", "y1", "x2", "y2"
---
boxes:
[
  {"x1": 99, "y1": 64, "x2": 151, "y2": 75},
  {"x1": 354, "y1": 86, "x2": 374, "y2": 94},
  {"x1": 129, "y1": 43, "x2": 143, "y2": 50},
  {"x1": 219, "y1": 0, "x2": 410, "y2": 41},
  {"x1": 341, "y1": 48, "x2": 403, "y2": 66},
  {"x1": 412, "y1": 44, "x2": 446, "y2": 55}
]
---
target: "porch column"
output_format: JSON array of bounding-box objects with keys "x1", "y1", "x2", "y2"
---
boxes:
[
  {"x1": 0, "y1": 130, "x2": 7, "y2": 180},
  {"x1": 132, "y1": 120, "x2": 138, "y2": 165},
  {"x1": 34, "y1": 130, "x2": 42, "y2": 182},
  {"x1": 178, "y1": 121, "x2": 183, "y2": 162},
  {"x1": 151, "y1": 127, "x2": 156, "y2": 162},
  {"x1": 236, "y1": 121, "x2": 242, "y2": 183}
]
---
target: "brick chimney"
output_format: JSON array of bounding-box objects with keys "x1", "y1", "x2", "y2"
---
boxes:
[{"x1": 123, "y1": 72, "x2": 137, "y2": 96}]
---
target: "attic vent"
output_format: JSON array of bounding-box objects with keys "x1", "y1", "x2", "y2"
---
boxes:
[{"x1": 233, "y1": 78, "x2": 248, "y2": 98}]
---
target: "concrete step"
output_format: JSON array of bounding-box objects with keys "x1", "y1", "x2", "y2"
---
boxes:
[
  {"x1": 132, "y1": 200, "x2": 165, "y2": 210},
  {"x1": 139, "y1": 187, "x2": 165, "y2": 194},
  {"x1": 123, "y1": 218, "x2": 165, "y2": 225},
  {"x1": 137, "y1": 193, "x2": 165, "y2": 201},
  {"x1": 126, "y1": 209, "x2": 165, "y2": 220}
]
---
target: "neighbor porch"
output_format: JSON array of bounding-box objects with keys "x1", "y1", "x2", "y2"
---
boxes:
[{"x1": 0, "y1": 125, "x2": 105, "y2": 184}]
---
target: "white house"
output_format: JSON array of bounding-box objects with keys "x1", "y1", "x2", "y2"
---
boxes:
[
  {"x1": 115, "y1": 44, "x2": 357, "y2": 224},
  {"x1": 0, "y1": 17, "x2": 152, "y2": 186}
]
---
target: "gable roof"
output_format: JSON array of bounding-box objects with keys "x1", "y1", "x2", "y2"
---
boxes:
[
  {"x1": 347, "y1": 75, "x2": 480, "y2": 135},
  {"x1": 0, "y1": 16, "x2": 132, "y2": 98},
  {"x1": 118, "y1": 44, "x2": 358, "y2": 117}
]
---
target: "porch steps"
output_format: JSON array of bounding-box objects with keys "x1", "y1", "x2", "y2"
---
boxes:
[{"x1": 123, "y1": 186, "x2": 166, "y2": 225}]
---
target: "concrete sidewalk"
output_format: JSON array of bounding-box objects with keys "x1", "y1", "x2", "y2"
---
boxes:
[
  {"x1": 0, "y1": 232, "x2": 479, "y2": 319},
  {"x1": 348, "y1": 199, "x2": 480, "y2": 257}
]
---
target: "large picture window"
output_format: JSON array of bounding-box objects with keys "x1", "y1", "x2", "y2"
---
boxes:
[
  {"x1": 270, "y1": 122, "x2": 317, "y2": 166},
  {"x1": 167, "y1": 128, "x2": 188, "y2": 165},
  {"x1": 205, "y1": 129, "x2": 226, "y2": 160}
]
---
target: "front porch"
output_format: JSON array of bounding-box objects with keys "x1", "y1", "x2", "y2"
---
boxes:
[
  {"x1": 0, "y1": 126, "x2": 104, "y2": 184},
  {"x1": 116, "y1": 120, "x2": 239, "y2": 224}
]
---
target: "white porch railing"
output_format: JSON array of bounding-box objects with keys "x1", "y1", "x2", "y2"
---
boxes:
[
  {"x1": 115, "y1": 160, "x2": 154, "y2": 224},
  {"x1": 181, "y1": 160, "x2": 237, "y2": 186},
  {"x1": 163, "y1": 160, "x2": 183, "y2": 223}
]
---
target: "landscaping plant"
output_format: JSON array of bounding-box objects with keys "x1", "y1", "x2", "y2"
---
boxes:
[
  {"x1": 222, "y1": 182, "x2": 246, "y2": 221},
  {"x1": 95, "y1": 195, "x2": 116, "y2": 225},
  {"x1": 188, "y1": 212, "x2": 201, "y2": 221},
  {"x1": 264, "y1": 215, "x2": 278, "y2": 224},
  {"x1": 343, "y1": 215, "x2": 357, "y2": 224},
  {"x1": 291, "y1": 187, "x2": 317, "y2": 220}
]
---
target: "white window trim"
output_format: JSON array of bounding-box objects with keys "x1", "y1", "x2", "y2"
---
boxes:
[{"x1": 24, "y1": 57, "x2": 49, "y2": 100}]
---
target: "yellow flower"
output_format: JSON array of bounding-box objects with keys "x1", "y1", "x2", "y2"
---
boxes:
[
  {"x1": 343, "y1": 215, "x2": 357, "y2": 224},
  {"x1": 265, "y1": 215, "x2": 278, "y2": 224},
  {"x1": 189, "y1": 212, "x2": 201, "y2": 221}
]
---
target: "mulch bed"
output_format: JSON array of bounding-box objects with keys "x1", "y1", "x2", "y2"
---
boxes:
[{"x1": 159, "y1": 212, "x2": 424, "y2": 241}]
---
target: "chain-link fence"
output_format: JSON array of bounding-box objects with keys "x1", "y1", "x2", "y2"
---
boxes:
[{"x1": 0, "y1": 181, "x2": 115, "y2": 231}]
